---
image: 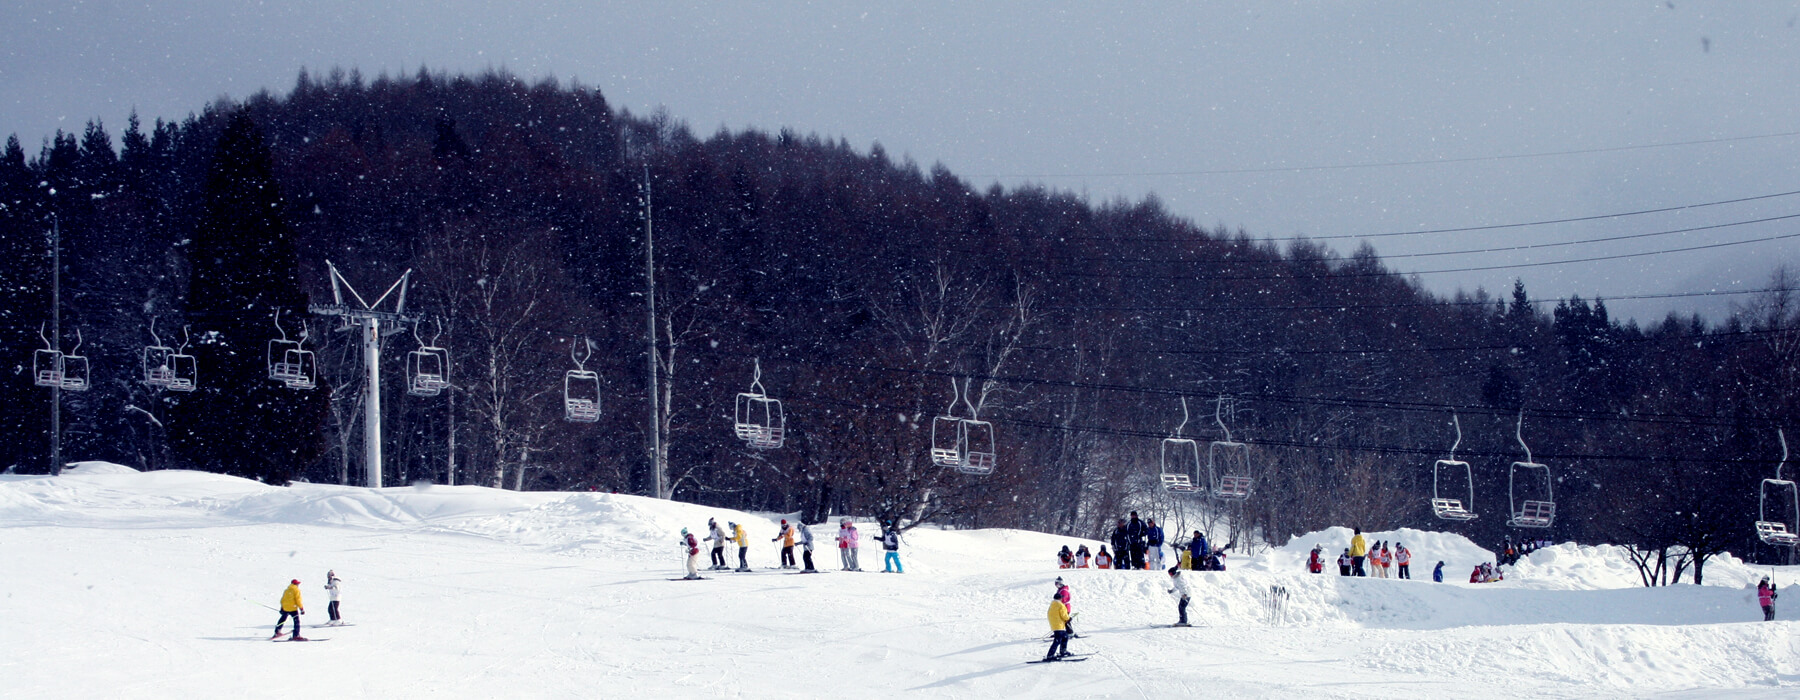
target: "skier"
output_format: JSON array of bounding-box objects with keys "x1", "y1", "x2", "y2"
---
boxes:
[
  {"x1": 1109, "y1": 519, "x2": 1130, "y2": 570},
  {"x1": 1126, "y1": 511, "x2": 1148, "y2": 570},
  {"x1": 1432, "y1": 561, "x2": 1445, "y2": 583},
  {"x1": 1095, "y1": 546, "x2": 1113, "y2": 569},
  {"x1": 772, "y1": 519, "x2": 797, "y2": 569},
  {"x1": 1337, "y1": 549, "x2": 1352, "y2": 576},
  {"x1": 1058, "y1": 545, "x2": 1075, "y2": 569},
  {"x1": 323, "y1": 570, "x2": 344, "y2": 626},
  {"x1": 837, "y1": 518, "x2": 862, "y2": 571},
  {"x1": 1758, "y1": 577, "x2": 1778, "y2": 621},
  {"x1": 797, "y1": 520, "x2": 818, "y2": 572},
  {"x1": 1188, "y1": 531, "x2": 1209, "y2": 571},
  {"x1": 731, "y1": 521, "x2": 750, "y2": 572},
  {"x1": 1374, "y1": 542, "x2": 1391, "y2": 579},
  {"x1": 1044, "y1": 591, "x2": 1074, "y2": 661},
  {"x1": 880, "y1": 522, "x2": 903, "y2": 573},
  {"x1": 1075, "y1": 544, "x2": 1091, "y2": 568},
  {"x1": 1145, "y1": 518, "x2": 1166, "y2": 570},
  {"x1": 680, "y1": 527, "x2": 702, "y2": 579},
  {"x1": 1469, "y1": 564, "x2": 1482, "y2": 583},
  {"x1": 1307, "y1": 545, "x2": 1324, "y2": 574},
  {"x1": 272, "y1": 578, "x2": 306, "y2": 641},
  {"x1": 1394, "y1": 542, "x2": 1412, "y2": 580},
  {"x1": 1349, "y1": 529, "x2": 1368, "y2": 576},
  {"x1": 1166, "y1": 566, "x2": 1192, "y2": 626},
  {"x1": 706, "y1": 519, "x2": 731, "y2": 570},
  {"x1": 1053, "y1": 577, "x2": 1077, "y2": 638}
]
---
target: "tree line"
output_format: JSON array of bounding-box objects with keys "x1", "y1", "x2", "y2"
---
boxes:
[{"x1": 1, "y1": 68, "x2": 1795, "y2": 574}]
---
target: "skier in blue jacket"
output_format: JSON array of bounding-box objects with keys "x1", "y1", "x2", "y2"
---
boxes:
[{"x1": 1187, "y1": 531, "x2": 1209, "y2": 571}]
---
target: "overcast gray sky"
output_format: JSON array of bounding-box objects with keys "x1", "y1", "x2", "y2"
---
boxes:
[{"x1": 4, "y1": 1, "x2": 1798, "y2": 323}]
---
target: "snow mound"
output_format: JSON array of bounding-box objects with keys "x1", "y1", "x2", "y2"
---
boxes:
[{"x1": 61, "y1": 461, "x2": 140, "y2": 475}]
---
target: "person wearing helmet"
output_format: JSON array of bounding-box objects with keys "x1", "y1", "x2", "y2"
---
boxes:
[
  {"x1": 837, "y1": 518, "x2": 862, "y2": 571},
  {"x1": 1145, "y1": 518, "x2": 1166, "y2": 570},
  {"x1": 1054, "y1": 577, "x2": 1078, "y2": 638},
  {"x1": 1044, "y1": 592, "x2": 1074, "y2": 661},
  {"x1": 680, "y1": 527, "x2": 701, "y2": 579},
  {"x1": 1166, "y1": 567, "x2": 1192, "y2": 626},
  {"x1": 1394, "y1": 543, "x2": 1412, "y2": 580},
  {"x1": 772, "y1": 519, "x2": 797, "y2": 569},
  {"x1": 705, "y1": 519, "x2": 730, "y2": 571},
  {"x1": 323, "y1": 570, "x2": 344, "y2": 626},
  {"x1": 1758, "y1": 577, "x2": 1778, "y2": 621},
  {"x1": 731, "y1": 521, "x2": 750, "y2": 572},
  {"x1": 1433, "y1": 561, "x2": 1445, "y2": 583},
  {"x1": 880, "y1": 522, "x2": 903, "y2": 573},
  {"x1": 797, "y1": 520, "x2": 817, "y2": 572},
  {"x1": 1307, "y1": 545, "x2": 1324, "y2": 574},
  {"x1": 273, "y1": 578, "x2": 306, "y2": 641}
]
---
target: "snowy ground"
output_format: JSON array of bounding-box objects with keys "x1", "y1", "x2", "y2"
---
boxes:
[{"x1": 3, "y1": 463, "x2": 1797, "y2": 699}]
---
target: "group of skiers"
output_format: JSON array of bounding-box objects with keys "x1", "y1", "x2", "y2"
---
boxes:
[
  {"x1": 1055, "y1": 514, "x2": 1227, "y2": 572},
  {"x1": 1326, "y1": 536, "x2": 1413, "y2": 579},
  {"x1": 1469, "y1": 562, "x2": 1504, "y2": 583},
  {"x1": 270, "y1": 570, "x2": 344, "y2": 641},
  {"x1": 679, "y1": 517, "x2": 905, "y2": 579},
  {"x1": 1498, "y1": 536, "x2": 1550, "y2": 566},
  {"x1": 1042, "y1": 565, "x2": 1203, "y2": 662}
]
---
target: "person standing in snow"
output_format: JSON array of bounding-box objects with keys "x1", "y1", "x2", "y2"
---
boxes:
[
  {"x1": 273, "y1": 578, "x2": 306, "y2": 641},
  {"x1": 1145, "y1": 518, "x2": 1166, "y2": 571},
  {"x1": 1189, "y1": 531, "x2": 1209, "y2": 571},
  {"x1": 1469, "y1": 564, "x2": 1482, "y2": 583},
  {"x1": 1349, "y1": 529, "x2": 1368, "y2": 576},
  {"x1": 680, "y1": 528, "x2": 702, "y2": 579},
  {"x1": 773, "y1": 519, "x2": 797, "y2": 569},
  {"x1": 1058, "y1": 545, "x2": 1075, "y2": 569},
  {"x1": 1075, "y1": 544, "x2": 1091, "y2": 568},
  {"x1": 730, "y1": 521, "x2": 750, "y2": 571},
  {"x1": 323, "y1": 570, "x2": 344, "y2": 626},
  {"x1": 1044, "y1": 592, "x2": 1074, "y2": 661},
  {"x1": 1374, "y1": 542, "x2": 1391, "y2": 579},
  {"x1": 705, "y1": 519, "x2": 729, "y2": 570},
  {"x1": 1126, "y1": 511, "x2": 1148, "y2": 570},
  {"x1": 797, "y1": 520, "x2": 818, "y2": 572},
  {"x1": 1109, "y1": 519, "x2": 1131, "y2": 569},
  {"x1": 1095, "y1": 546, "x2": 1113, "y2": 569},
  {"x1": 1758, "y1": 577, "x2": 1778, "y2": 621},
  {"x1": 1338, "y1": 549, "x2": 1352, "y2": 576},
  {"x1": 1394, "y1": 543, "x2": 1412, "y2": 580},
  {"x1": 1166, "y1": 567, "x2": 1192, "y2": 626},
  {"x1": 1307, "y1": 545, "x2": 1324, "y2": 574},
  {"x1": 1053, "y1": 577, "x2": 1077, "y2": 638},
  {"x1": 1433, "y1": 561, "x2": 1445, "y2": 583},
  {"x1": 837, "y1": 518, "x2": 862, "y2": 571},
  {"x1": 880, "y1": 522, "x2": 903, "y2": 573}
]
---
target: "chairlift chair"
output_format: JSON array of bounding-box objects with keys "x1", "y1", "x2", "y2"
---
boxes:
[
  {"x1": 1506, "y1": 413, "x2": 1555, "y2": 529},
  {"x1": 39, "y1": 328, "x2": 91, "y2": 392},
  {"x1": 267, "y1": 311, "x2": 305, "y2": 384},
  {"x1": 1431, "y1": 413, "x2": 1479, "y2": 521},
  {"x1": 166, "y1": 351, "x2": 197, "y2": 392},
  {"x1": 957, "y1": 418, "x2": 996, "y2": 475},
  {"x1": 33, "y1": 348, "x2": 64, "y2": 388},
  {"x1": 281, "y1": 346, "x2": 317, "y2": 390},
  {"x1": 143, "y1": 346, "x2": 174, "y2": 387},
  {"x1": 1207, "y1": 397, "x2": 1253, "y2": 501},
  {"x1": 732, "y1": 359, "x2": 784, "y2": 449},
  {"x1": 405, "y1": 322, "x2": 450, "y2": 397},
  {"x1": 930, "y1": 378, "x2": 966, "y2": 468},
  {"x1": 563, "y1": 338, "x2": 600, "y2": 423},
  {"x1": 1159, "y1": 397, "x2": 1202, "y2": 493},
  {"x1": 1756, "y1": 429, "x2": 1799, "y2": 546}
]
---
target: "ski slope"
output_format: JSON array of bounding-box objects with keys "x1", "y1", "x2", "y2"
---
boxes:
[{"x1": 2, "y1": 463, "x2": 1796, "y2": 698}]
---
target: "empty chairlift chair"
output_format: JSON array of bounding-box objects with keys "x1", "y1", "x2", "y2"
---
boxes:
[
  {"x1": 930, "y1": 378, "x2": 966, "y2": 468},
  {"x1": 407, "y1": 323, "x2": 451, "y2": 398},
  {"x1": 142, "y1": 320, "x2": 175, "y2": 388},
  {"x1": 1756, "y1": 429, "x2": 1799, "y2": 546},
  {"x1": 563, "y1": 337, "x2": 600, "y2": 423},
  {"x1": 1207, "y1": 397, "x2": 1253, "y2": 501},
  {"x1": 1506, "y1": 413, "x2": 1555, "y2": 529},
  {"x1": 732, "y1": 359, "x2": 785, "y2": 449},
  {"x1": 1159, "y1": 397, "x2": 1202, "y2": 493},
  {"x1": 1431, "y1": 413, "x2": 1479, "y2": 521},
  {"x1": 33, "y1": 324, "x2": 64, "y2": 388}
]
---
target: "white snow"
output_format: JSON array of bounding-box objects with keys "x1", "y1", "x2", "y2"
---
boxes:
[{"x1": 3, "y1": 465, "x2": 1796, "y2": 698}]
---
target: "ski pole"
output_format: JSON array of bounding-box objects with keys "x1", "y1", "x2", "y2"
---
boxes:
[{"x1": 245, "y1": 597, "x2": 279, "y2": 612}]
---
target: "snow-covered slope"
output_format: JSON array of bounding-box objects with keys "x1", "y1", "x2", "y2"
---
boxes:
[{"x1": 2, "y1": 466, "x2": 1795, "y2": 698}]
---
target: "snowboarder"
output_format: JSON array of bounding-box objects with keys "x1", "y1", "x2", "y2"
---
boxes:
[
  {"x1": 731, "y1": 521, "x2": 750, "y2": 571},
  {"x1": 1395, "y1": 542, "x2": 1412, "y2": 580},
  {"x1": 705, "y1": 519, "x2": 730, "y2": 570},
  {"x1": 1758, "y1": 577, "x2": 1778, "y2": 621},
  {"x1": 772, "y1": 519, "x2": 797, "y2": 569},
  {"x1": 1350, "y1": 529, "x2": 1368, "y2": 576},
  {"x1": 1307, "y1": 545, "x2": 1324, "y2": 574},
  {"x1": 680, "y1": 527, "x2": 702, "y2": 579},
  {"x1": 1054, "y1": 577, "x2": 1077, "y2": 638},
  {"x1": 323, "y1": 570, "x2": 344, "y2": 626},
  {"x1": 1188, "y1": 530, "x2": 1208, "y2": 571},
  {"x1": 837, "y1": 518, "x2": 861, "y2": 571},
  {"x1": 1096, "y1": 546, "x2": 1113, "y2": 569},
  {"x1": 1058, "y1": 545, "x2": 1075, "y2": 569},
  {"x1": 797, "y1": 520, "x2": 818, "y2": 572},
  {"x1": 1145, "y1": 518, "x2": 1166, "y2": 570},
  {"x1": 1167, "y1": 566, "x2": 1192, "y2": 626},
  {"x1": 880, "y1": 522, "x2": 903, "y2": 573},
  {"x1": 1337, "y1": 549, "x2": 1352, "y2": 576},
  {"x1": 1126, "y1": 511, "x2": 1148, "y2": 570},
  {"x1": 1075, "y1": 544, "x2": 1091, "y2": 568},
  {"x1": 272, "y1": 578, "x2": 306, "y2": 641},
  {"x1": 1045, "y1": 592, "x2": 1074, "y2": 661},
  {"x1": 1433, "y1": 561, "x2": 1445, "y2": 583}
]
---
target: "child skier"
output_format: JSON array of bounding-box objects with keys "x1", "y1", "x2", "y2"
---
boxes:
[
  {"x1": 323, "y1": 570, "x2": 344, "y2": 626},
  {"x1": 1307, "y1": 545, "x2": 1324, "y2": 574},
  {"x1": 837, "y1": 518, "x2": 862, "y2": 571},
  {"x1": 1337, "y1": 549, "x2": 1352, "y2": 576},
  {"x1": 773, "y1": 519, "x2": 797, "y2": 569},
  {"x1": 1058, "y1": 545, "x2": 1075, "y2": 569},
  {"x1": 705, "y1": 519, "x2": 730, "y2": 570},
  {"x1": 1758, "y1": 577, "x2": 1778, "y2": 621},
  {"x1": 1166, "y1": 567, "x2": 1192, "y2": 626},
  {"x1": 1044, "y1": 592, "x2": 1074, "y2": 661},
  {"x1": 1095, "y1": 546, "x2": 1113, "y2": 569},
  {"x1": 1433, "y1": 561, "x2": 1445, "y2": 583},
  {"x1": 680, "y1": 528, "x2": 702, "y2": 579},
  {"x1": 1075, "y1": 544, "x2": 1091, "y2": 568},
  {"x1": 797, "y1": 520, "x2": 817, "y2": 572},
  {"x1": 1394, "y1": 543, "x2": 1412, "y2": 580},
  {"x1": 1054, "y1": 577, "x2": 1077, "y2": 638},
  {"x1": 880, "y1": 522, "x2": 903, "y2": 573},
  {"x1": 731, "y1": 521, "x2": 750, "y2": 572},
  {"x1": 272, "y1": 578, "x2": 306, "y2": 641}
]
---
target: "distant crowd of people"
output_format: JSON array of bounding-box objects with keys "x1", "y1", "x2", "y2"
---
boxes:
[
  {"x1": 1498, "y1": 536, "x2": 1550, "y2": 566},
  {"x1": 1054, "y1": 512, "x2": 1231, "y2": 572},
  {"x1": 676, "y1": 517, "x2": 907, "y2": 579}
]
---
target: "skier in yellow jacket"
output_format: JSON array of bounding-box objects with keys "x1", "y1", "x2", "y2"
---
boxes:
[
  {"x1": 1349, "y1": 529, "x2": 1369, "y2": 577},
  {"x1": 731, "y1": 521, "x2": 750, "y2": 572},
  {"x1": 1044, "y1": 594, "x2": 1074, "y2": 661},
  {"x1": 273, "y1": 579, "x2": 307, "y2": 641}
]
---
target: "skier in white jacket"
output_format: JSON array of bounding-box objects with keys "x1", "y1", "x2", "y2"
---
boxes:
[
  {"x1": 323, "y1": 570, "x2": 345, "y2": 626},
  {"x1": 797, "y1": 521, "x2": 817, "y2": 572},
  {"x1": 1166, "y1": 567, "x2": 1192, "y2": 626}
]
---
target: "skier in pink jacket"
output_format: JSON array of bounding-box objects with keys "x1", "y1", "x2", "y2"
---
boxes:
[
  {"x1": 1758, "y1": 577, "x2": 1779, "y2": 621},
  {"x1": 837, "y1": 519, "x2": 862, "y2": 571}
]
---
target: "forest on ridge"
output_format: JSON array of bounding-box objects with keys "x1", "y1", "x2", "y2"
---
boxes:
[{"x1": 1, "y1": 69, "x2": 1796, "y2": 576}]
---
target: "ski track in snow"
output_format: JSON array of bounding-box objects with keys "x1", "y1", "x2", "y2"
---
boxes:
[{"x1": 2, "y1": 463, "x2": 1798, "y2": 698}]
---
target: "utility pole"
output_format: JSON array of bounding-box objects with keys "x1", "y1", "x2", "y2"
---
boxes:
[
  {"x1": 310, "y1": 262, "x2": 417, "y2": 489},
  {"x1": 644, "y1": 164, "x2": 664, "y2": 499},
  {"x1": 49, "y1": 213, "x2": 61, "y2": 476}
]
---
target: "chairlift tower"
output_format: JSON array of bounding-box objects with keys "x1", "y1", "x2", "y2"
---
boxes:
[{"x1": 309, "y1": 261, "x2": 419, "y2": 489}]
